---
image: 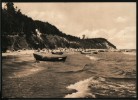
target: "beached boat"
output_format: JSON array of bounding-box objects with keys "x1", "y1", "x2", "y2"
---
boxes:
[
  {"x1": 80, "y1": 51, "x2": 92, "y2": 54},
  {"x1": 51, "y1": 51, "x2": 63, "y2": 55},
  {"x1": 33, "y1": 53, "x2": 67, "y2": 61}
]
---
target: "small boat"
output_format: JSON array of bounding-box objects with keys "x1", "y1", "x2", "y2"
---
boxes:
[
  {"x1": 80, "y1": 51, "x2": 92, "y2": 54},
  {"x1": 98, "y1": 50, "x2": 105, "y2": 52},
  {"x1": 51, "y1": 51, "x2": 63, "y2": 55},
  {"x1": 33, "y1": 53, "x2": 67, "y2": 62},
  {"x1": 92, "y1": 51, "x2": 98, "y2": 54}
]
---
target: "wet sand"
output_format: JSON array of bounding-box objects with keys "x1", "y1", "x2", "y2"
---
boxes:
[{"x1": 2, "y1": 51, "x2": 136, "y2": 98}]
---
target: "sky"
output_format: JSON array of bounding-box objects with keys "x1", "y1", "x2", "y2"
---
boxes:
[{"x1": 2, "y1": 2, "x2": 136, "y2": 49}]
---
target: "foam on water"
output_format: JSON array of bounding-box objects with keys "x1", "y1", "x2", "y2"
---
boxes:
[
  {"x1": 64, "y1": 77, "x2": 106, "y2": 98},
  {"x1": 64, "y1": 77, "x2": 96, "y2": 98},
  {"x1": 85, "y1": 55, "x2": 98, "y2": 60},
  {"x1": 64, "y1": 76, "x2": 136, "y2": 98},
  {"x1": 123, "y1": 52, "x2": 136, "y2": 56}
]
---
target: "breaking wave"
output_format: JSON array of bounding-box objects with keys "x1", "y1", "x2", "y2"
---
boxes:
[
  {"x1": 85, "y1": 55, "x2": 98, "y2": 60},
  {"x1": 9, "y1": 64, "x2": 44, "y2": 78},
  {"x1": 123, "y1": 52, "x2": 136, "y2": 56},
  {"x1": 64, "y1": 76, "x2": 136, "y2": 98}
]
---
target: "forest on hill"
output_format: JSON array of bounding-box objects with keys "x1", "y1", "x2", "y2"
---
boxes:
[{"x1": 1, "y1": 2, "x2": 116, "y2": 52}]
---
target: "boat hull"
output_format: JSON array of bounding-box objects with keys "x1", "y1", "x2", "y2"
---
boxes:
[
  {"x1": 80, "y1": 51, "x2": 92, "y2": 54},
  {"x1": 51, "y1": 52, "x2": 63, "y2": 55},
  {"x1": 33, "y1": 53, "x2": 67, "y2": 62}
]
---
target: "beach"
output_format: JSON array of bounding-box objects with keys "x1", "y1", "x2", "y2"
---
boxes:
[{"x1": 2, "y1": 50, "x2": 136, "y2": 98}]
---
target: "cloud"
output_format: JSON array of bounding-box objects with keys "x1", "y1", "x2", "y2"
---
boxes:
[
  {"x1": 26, "y1": 10, "x2": 66, "y2": 31},
  {"x1": 77, "y1": 29, "x2": 116, "y2": 39},
  {"x1": 19, "y1": 8, "x2": 137, "y2": 49},
  {"x1": 27, "y1": 10, "x2": 64, "y2": 22},
  {"x1": 26, "y1": 11, "x2": 45, "y2": 21},
  {"x1": 77, "y1": 26, "x2": 136, "y2": 49},
  {"x1": 115, "y1": 16, "x2": 128, "y2": 23},
  {"x1": 108, "y1": 26, "x2": 136, "y2": 49},
  {"x1": 12, "y1": 3, "x2": 136, "y2": 49}
]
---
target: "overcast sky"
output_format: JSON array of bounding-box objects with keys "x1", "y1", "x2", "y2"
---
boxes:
[{"x1": 2, "y1": 2, "x2": 136, "y2": 49}]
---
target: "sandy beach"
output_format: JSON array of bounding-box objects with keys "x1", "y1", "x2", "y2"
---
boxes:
[{"x1": 2, "y1": 50, "x2": 136, "y2": 98}]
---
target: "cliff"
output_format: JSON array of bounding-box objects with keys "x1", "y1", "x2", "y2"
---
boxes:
[{"x1": 1, "y1": 2, "x2": 116, "y2": 52}]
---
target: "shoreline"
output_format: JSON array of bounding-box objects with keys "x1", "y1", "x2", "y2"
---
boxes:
[{"x1": 2, "y1": 51, "x2": 136, "y2": 98}]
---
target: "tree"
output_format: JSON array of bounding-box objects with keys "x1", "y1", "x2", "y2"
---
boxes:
[{"x1": 6, "y1": 2, "x2": 15, "y2": 14}]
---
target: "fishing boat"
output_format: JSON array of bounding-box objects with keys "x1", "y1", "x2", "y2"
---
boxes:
[
  {"x1": 51, "y1": 51, "x2": 63, "y2": 55},
  {"x1": 33, "y1": 53, "x2": 67, "y2": 61},
  {"x1": 92, "y1": 51, "x2": 98, "y2": 54},
  {"x1": 80, "y1": 51, "x2": 92, "y2": 54}
]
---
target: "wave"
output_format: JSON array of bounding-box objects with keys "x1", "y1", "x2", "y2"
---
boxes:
[
  {"x1": 123, "y1": 52, "x2": 136, "y2": 56},
  {"x1": 85, "y1": 55, "x2": 98, "y2": 60},
  {"x1": 9, "y1": 64, "x2": 44, "y2": 78},
  {"x1": 54, "y1": 64, "x2": 95, "y2": 73},
  {"x1": 64, "y1": 77, "x2": 96, "y2": 98},
  {"x1": 109, "y1": 67, "x2": 136, "y2": 78},
  {"x1": 64, "y1": 76, "x2": 136, "y2": 98}
]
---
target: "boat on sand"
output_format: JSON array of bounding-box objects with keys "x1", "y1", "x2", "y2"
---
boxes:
[{"x1": 33, "y1": 53, "x2": 67, "y2": 62}]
